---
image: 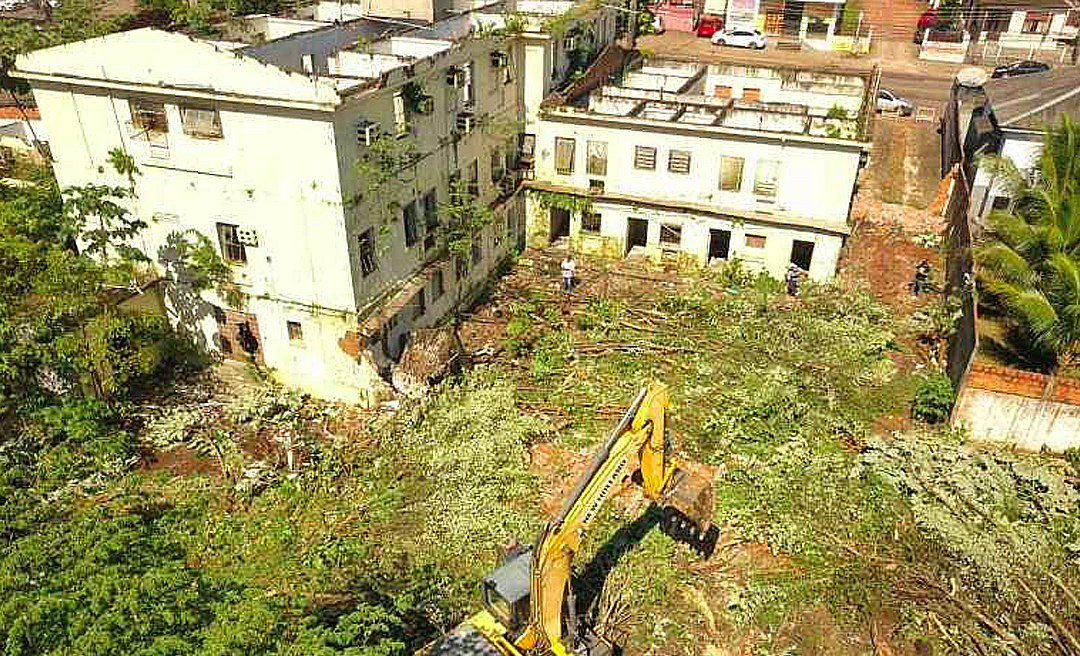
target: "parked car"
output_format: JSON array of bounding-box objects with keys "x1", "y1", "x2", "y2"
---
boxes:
[
  {"x1": 876, "y1": 88, "x2": 913, "y2": 115},
  {"x1": 711, "y1": 28, "x2": 766, "y2": 49},
  {"x1": 696, "y1": 14, "x2": 723, "y2": 38},
  {"x1": 991, "y1": 60, "x2": 1051, "y2": 78}
]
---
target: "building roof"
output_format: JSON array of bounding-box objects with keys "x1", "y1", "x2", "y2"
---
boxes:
[
  {"x1": 12, "y1": 28, "x2": 344, "y2": 109},
  {"x1": 984, "y1": 67, "x2": 1080, "y2": 130},
  {"x1": 0, "y1": 106, "x2": 39, "y2": 120},
  {"x1": 974, "y1": 0, "x2": 1076, "y2": 9}
]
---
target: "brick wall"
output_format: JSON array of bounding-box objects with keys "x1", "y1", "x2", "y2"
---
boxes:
[{"x1": 966, "y1": 363, "x2": 1080, "y2": 406}]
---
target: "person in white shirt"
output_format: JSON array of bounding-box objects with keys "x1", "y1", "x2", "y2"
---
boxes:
[{"x1": 561, "y1": 255, "x2": 576, "y2": 291}]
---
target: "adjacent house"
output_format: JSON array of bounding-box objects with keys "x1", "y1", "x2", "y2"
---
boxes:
[
  {"x1": 11, "y1": 1, "x2": 616, "y2": 403},
  {"x1": 0, "y1": 101, "x2": 47, "y2": 175},
  {"x1": 941, "y1": 67, "x2": 1080, "y2": 228},
  {"x1": 967, "y1": 0, "x2": 1079, "y2": 58},
  {"x1": 527, "y1": 55, "x2": 874, "y2": 280}
]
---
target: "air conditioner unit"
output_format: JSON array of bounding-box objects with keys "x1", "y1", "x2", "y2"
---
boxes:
[
  {"x1": 490, "y1": 50, "x2": 507, "y2": 67},
  {"x1": 237, "y1": 227, "x2": 259, "y2": 247},
  {"x1": 416, "y1": 95, "x2": 435, "y2": 115},
  {"x1": 357, "y1": 120, "x2": 379, "y2": 146},
  {"x1": 455, "y1": 112, "x2": 474, "y2": 134}
]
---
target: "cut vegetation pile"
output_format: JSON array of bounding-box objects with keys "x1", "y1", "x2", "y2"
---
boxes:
[{"x1": 2, "y1": 252, "x2": 1078, "y2": 656}]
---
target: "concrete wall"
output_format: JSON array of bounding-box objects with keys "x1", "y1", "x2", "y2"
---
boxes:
[
  {"x1": 953, "y1": 363, "x2": 1080, "y2": 452},
  {"x1": 532, "y1": 114, "x2": 862, "y2": 227},
  {"x1": 525, "y1": 194, "x2": 845, "y2": 280},
  {"x1": 969, "y1": 130, "x2": 1043, "y2": 226}
]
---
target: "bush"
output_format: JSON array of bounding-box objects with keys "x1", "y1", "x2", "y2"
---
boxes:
[{"x1": 911, "y1": 373, "x2": 954, "y2": 423}]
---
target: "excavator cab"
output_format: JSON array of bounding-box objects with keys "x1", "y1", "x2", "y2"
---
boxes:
[{"x1": 480, "y1": 546, "x2": 533, "y2": 637}]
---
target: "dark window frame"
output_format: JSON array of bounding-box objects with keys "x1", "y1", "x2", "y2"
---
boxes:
[
  {"x1": 216, "y1": 222, "x2": 247, "y2": 264},
  {"x1": 358, "y1": 227, "x2": 378, "y2": 276}
]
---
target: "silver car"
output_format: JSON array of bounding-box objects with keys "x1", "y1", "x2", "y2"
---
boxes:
[{"x1": 876, "y1": 89, "x2": 913, "y2": 115}]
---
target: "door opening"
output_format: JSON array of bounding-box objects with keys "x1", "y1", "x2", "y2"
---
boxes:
[
  {"x1": 708, "y1": 229, "x2": 731, "y2": 261},
  {"x1": 626, "y1": 218, "x2": 649, "y2": 253},
  {"x1": 549, "y1": 207, "x2": 570, "y2": 243},
  {"x1": 790, "y1": 239, "x2": 814, "y2": 271}
]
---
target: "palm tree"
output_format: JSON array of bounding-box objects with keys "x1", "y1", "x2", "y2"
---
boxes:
[{"x1": 976, "y1": 116, "x2": 1080, "y2": 376}]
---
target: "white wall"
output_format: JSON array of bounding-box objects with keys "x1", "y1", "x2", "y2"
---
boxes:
[
  {"x1": 533, "y1": 114, "x2": 861, "y2": 226},
  {"x1": 970, "y1": 130, "x2": 1043, "y2": 224},
  {"x1": 540, "y1": 197, "x2": 844, "y2": 280}
]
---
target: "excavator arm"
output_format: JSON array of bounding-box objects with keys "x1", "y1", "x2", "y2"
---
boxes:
[
  {"x1": 425, "y1": 382, "x2": 714, "y2": 656},
  {"x1": 514, "y1": 382, "x2": 714, "y2": 656}
]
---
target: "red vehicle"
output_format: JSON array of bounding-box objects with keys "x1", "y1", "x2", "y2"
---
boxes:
[{"x1": 696, "y1": 14, "x2": 724, "y2": 37}]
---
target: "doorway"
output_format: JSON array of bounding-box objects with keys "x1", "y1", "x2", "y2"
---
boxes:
[
  {"x1": 790, "y1": 239, "x2": 814, "y2": 271},
  {"x1": 549, "y1": 207, "x2": 570, "y2": 243},
  {"x1": 708, "y1": 229, "x2": 731, "y2": 261},
  {"x1": 626, "y1": 218, "x2": 649, "y2": 253}
]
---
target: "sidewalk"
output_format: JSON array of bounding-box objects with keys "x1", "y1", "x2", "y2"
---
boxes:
[{"x1": 637, "y1": 31, "x2": 965, "y2": 79}]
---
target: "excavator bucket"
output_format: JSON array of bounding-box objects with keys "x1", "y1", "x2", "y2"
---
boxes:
[{"x1": 661, "y1": 467, "x2": 715, "y2": 549}]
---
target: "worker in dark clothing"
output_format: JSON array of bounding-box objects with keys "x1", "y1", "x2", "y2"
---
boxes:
[
  {"x1": 238, "y1": 321, "x2": 259, "y2": 359},
  {"x1": 913, "y1": 259, "x2": 931, "y2": 296},
  {"x1": 785, "y1": 263, "x2": 803, "y2": 296}
]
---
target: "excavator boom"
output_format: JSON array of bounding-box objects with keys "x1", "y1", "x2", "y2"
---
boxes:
[{"x1": 422, "y1": 382, "x2": 714, "y2": 656}]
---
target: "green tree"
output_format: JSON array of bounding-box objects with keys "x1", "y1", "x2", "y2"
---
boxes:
[{"x1": 976, "y1": 116, "x2": 1080, "y2": 375}]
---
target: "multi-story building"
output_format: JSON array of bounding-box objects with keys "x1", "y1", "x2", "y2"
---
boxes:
[
  {"x1": 526, "y1": 55, "x2": 874, "y2": 280},
  {"x1": 12, "y1": 1, "x2": 616, "y2": 403}
]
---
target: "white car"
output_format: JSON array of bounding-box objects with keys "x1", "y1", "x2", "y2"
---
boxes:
[
  {"x1": 876, "y1": 89, "x2": 913, "y2": 115},
  {"x1": 711, "y1": 28, "x2": 766, "y2": 49}
]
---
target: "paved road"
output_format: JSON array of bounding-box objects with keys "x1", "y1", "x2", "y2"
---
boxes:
[{"x1": 880, "y1": 70, "x2": 954, "y2": 110}]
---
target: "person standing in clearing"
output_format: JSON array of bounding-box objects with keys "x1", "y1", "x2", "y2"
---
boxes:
[
  {"x1": 785, "y1": 263, "x2": 803, "y2": 296},
  {"x1": 561, "y1": 255, "x2": 576, "y2": 292}
]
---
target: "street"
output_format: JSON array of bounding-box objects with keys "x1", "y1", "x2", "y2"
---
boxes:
[{"x1": 879, "y1": 71, "x2": 953, "y2": 111}]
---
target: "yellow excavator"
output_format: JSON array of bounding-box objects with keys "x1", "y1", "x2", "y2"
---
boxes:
[{"x1": 425, "y1": 382, "x2": 715, "y2": 656}]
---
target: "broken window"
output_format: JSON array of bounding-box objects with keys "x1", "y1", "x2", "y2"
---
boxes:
[
  {"x1": 403, "y1": 200, "x2": 419, "y2": 247},
  {"x1": 129, "y1": 99, "x2": 168, "y2": 136},
  {"x1": 745, "y1": 233, "x2": 767, "y2": 249},
  {"x1": 754, "y1": 159, "x2": 780, "y2": 198},
  {"x1": 358, "y1": 227, "x2": 378, "y2": 276},
  {"x1": 581, "y1": 212, "x2": 602, "y2": 234},
  {"x1": 462, "y1": 61, "x2": 475, "y2": 106},
  {"x1": 991, "y1": 195, "x2": 1011, "y2": 210},
  {"x1": 659, "y1": 223, "x2": 681, "y2": 247},
  {"x1": 393, "y1": 91, "x2": 408, "y2": 135},
  {"x1": 216, "y1": 222, "x2": 246, "y2": 264},
  {"x1": 468, "y1": 159, "x2": 479, "y2": 197},
  {"x1": 287, "y1": 320, "x2": 303, "y2": 341},
  {"x1": 432, "y1": 268, "x2": 445, "y2": 300},
  {"x1": 180, "y1": 106, "x2": 223, "y2": 139},
  {"x1": 720, "y1": 156, "x2": 745, "y2": 192},
  {"x1": 586, "y1": 140, "x2": 607, "y2": 176},
  {"x1": 668, "y1": 149, "x2": 691, "y2": 175},
  {"x1": 519, "y1": 133, "x2": 536, "y2": 165},
  {"x1": 423, "y1": 189, "x2": 439, "y2": 250},
  {"x1": 412, "y1": 288, "x2": 426, "y2": 320},
  {"x1": 634, "y1": 145, "x2": 657, "y2": 170},
  {"x1": 554, "y1": 137, "x2": 575, "y2": 175},
  {"x1": 491, "y1": 147, "x2": 504, "y2": 182}
]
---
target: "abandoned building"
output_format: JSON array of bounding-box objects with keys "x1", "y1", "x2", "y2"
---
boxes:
[
  {"x1": 12, "y1": 1, "x2": 617, "y2": 403},
  {"x1": 526, "y1": 54, "x2": 875, "y2": 280}
]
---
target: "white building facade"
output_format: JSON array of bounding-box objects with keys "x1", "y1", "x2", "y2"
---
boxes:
[
  {"x1": 526, "y1": 58, "x2": 872, "y2": 280},
  {"x1": 13, "y1": 1, "x2": 616, "y2": 403}
]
